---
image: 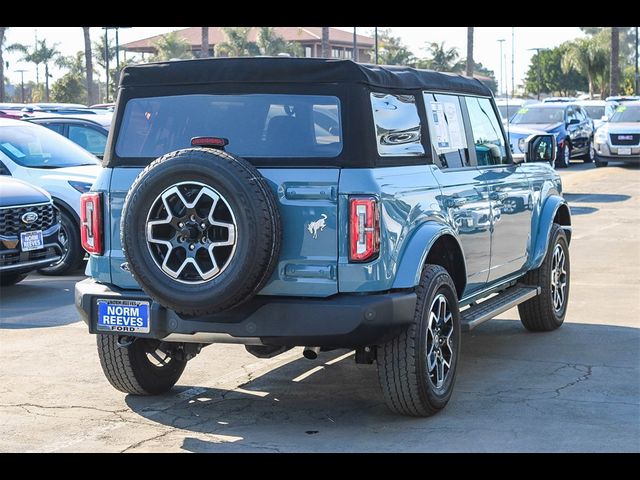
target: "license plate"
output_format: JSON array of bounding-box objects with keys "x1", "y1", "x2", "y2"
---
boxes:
[
  {"x1": 618, "y1": 147, "x2": 631, "y2": 155},
  {"x1": 20, "y1": 230, "x2": 43, "y2": 251},
  {"x1": 97, "y1": 299, "x2": 150, "y2": 334}
]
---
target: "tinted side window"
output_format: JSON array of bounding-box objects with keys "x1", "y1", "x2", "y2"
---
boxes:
[
  {"x1": 423, "y1": 92, "x2": 469, "y2": 169},
  {"x1": 42, "y1": 123, "x2": 65, "y2": 135},
  {"x1": 370, "y1": 92, "x2": 424, "y2": 157},
  {"x1": 69, "y1": 125, "x2": 107, "y2": 157},
  {"x1": 464, "y1": 96, "x2": 509, "y2": 166},
  {"x1": 0, "y1": 160, "x2": 10, "y2": 175}
]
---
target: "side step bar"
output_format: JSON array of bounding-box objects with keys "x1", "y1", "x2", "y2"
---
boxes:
[{"x1": 461, "y1": 285, "x2": 540, "y2": 331}]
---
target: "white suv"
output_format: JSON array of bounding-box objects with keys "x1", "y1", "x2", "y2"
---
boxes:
[{"x1": 0, "y1": 118, "x2": 100, "y2": 274}]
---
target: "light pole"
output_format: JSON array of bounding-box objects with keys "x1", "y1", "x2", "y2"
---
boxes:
[
  {"x1": 15, "y1": 69, "x2": 27, "y2": 103},
  {"x1": 374, "y1": 27, "x2": 378, "y2": 65},
  {"x1": 497, "y1": 39, "x2": 505, "y2": 96},
  {"x1": 528, "y1": 47, "x2": 547, "y2": 100},
  {"x1": 635, "y1": 26, "x2": 639, "y2": 95},
  {"x1": 511, "y1": 27, "x2": 515, "y2": 98}
]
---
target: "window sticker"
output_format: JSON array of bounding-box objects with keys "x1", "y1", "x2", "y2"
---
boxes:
[
  {"x1": 430, "y1": 101, "x2": 466, "y2": 152},
  {"x1": 517, "y1": 107, "x2": 528, "y2": 114},
  {"x1": 0, "y1": 142, "x2": 26, "y2": 158}
]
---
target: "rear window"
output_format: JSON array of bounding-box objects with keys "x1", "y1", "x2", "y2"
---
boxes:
[{"x1": 115, "y1": 94, "x2": 342, "y2": 159}]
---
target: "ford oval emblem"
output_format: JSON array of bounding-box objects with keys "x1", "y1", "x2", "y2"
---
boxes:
[{"x1": 21, "y1": 212, "x2": 39, "y2": 224}]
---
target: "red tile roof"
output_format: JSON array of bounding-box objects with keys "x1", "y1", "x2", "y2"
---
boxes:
[{"x1": 122, "y1": 27, "x2": 374, "y2": 52}]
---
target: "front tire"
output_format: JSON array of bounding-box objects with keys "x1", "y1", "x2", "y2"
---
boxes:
[
  {"x1": 594, "y1": 155, "x2": 608, "y2": 168},
  {"x1": 555, "y1": 142, "x2": 571, "y2": 168},
  {"x1": 377, "y1": 265, "x2": 461, "y2": 416},
  {"x1": 39, "y1": 210, "x2": 84, "y2": 276},
  {"x1": 97, "y1": 334, "x2": 187, "y2": 395},
  {"x1": 582, "y1": 139, "x2": 595, "y2": 163},
  {"x1": 518, "y1": 223, "x2": 570, "y2": 331}
]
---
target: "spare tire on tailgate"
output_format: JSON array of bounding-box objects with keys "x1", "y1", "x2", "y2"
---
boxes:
[{"x1": 121, "y1": 148, "x2": 281, "y2": 316}]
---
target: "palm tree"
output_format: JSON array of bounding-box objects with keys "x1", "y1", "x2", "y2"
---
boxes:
[
  {"x1": 215, "y1": 27, "x2": 259, "y2": 57},
  {"x1": 10, "y1": 39, "x2": 60, "y2": 101},
  {"x1": 610, "y1": 27, "x2": 620, "y2": 96},
  {"x1": 562, "y1": 37, "x2": 608, "y2": 98},
  {"x1": 82, "y1": 27, "x2": 95, "y2": 104},
  {"x1": 466, "y1": 27, "x2": 474, "y2": 77},
  {"x1": 151, "y1": 32, "x2": 193, "y2": 61},
  {"x1": 321, "y1": 27, "x2": 330, "y2": 58},
  {"x1": 200, "y1": 27, "x2": 209, "y2": 58},
  {"x1": 0, "y1": 27, "x2": 7, "y2": 102},
  {"x1": 421, "y1": 42, "x2": 461, "y2": 72},
  {"x1": 257, "y1": 27, "x2": 301, "y2": 56}
]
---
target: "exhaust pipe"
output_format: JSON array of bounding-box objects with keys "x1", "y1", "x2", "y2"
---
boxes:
[{"x1": 303, "y1": 346, "x2": 321, "y2": 360}]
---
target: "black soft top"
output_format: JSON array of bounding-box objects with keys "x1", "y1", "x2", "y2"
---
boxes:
[{"x1": 119, "y1": 57, "x2": 491, "y2": 97}]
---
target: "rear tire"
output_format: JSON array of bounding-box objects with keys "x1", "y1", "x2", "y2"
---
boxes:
[
  {"x1": 97, "y1": 334, "x2": 187, "y2": 395},
  {"x1": 377, "y1": 265, "x2": 461, "y2": 416},
  {"x1": 0, "y1": 272, "x2": 28, "y2": 286},
  {"x1": 39, "y1": 210, "x2": 84, "y2": 276},
  {"x1": 518, "y1": 223, "x2": 570, "y2": 332}
]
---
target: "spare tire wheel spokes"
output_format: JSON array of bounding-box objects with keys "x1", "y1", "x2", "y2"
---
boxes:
[{"x1": 145, "y1": 181, "x2": 237, "y2": 284}]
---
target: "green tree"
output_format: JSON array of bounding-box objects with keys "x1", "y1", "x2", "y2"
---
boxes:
[
  {"x1": 376, "y1": 29, "x2": 415, "y2": 66},
  {"x1": 10, "y1": 39, "x2": 60, "y2": 101},
  {"x1": 151, "y1": 31, "x2": 193, "y2": 61},
  {"x1": 93, "y1": 34, "x2": 116, "y2": 71},
  {"x1": 51, "y1": 72, "x2": 85, "y2": 103},
  {"x1": 257, "y1": 27, "x2": 301, "y2": 57},
  {"x1": 524, "y1": 45, "x2": 588, "y2": 97},
  {"x1": 610, "y1": 27, "x2": 620, "y2": 96},
  {"x1": 417, "y1": 42, "x2": 463, "y2": 72},
  {"x1": 215, "y1": 27, "x2": 259, "y2": 57},
  {"x1": 561, "y1": 37, "x2": 608, "y2": 98}
]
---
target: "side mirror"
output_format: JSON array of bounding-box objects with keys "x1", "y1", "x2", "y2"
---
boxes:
[
  {"x1": 568, "y1": 118, "x2": 580, "y2": 125},
  {"x1": 524, "y1": 134, "x2": 557, "y2": 164}
]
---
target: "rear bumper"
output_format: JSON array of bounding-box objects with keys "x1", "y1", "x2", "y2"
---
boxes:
[{"x1": 75, "y1": 278, "x2": 417, "y2": 348}]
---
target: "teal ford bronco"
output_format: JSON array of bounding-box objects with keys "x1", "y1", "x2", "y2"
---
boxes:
[{"x1": 75, "y1": 58, "x2": 570, "y2": 416}]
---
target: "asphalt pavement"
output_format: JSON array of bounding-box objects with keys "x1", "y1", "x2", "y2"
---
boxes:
[{"x1": 0, "y1": 161, "x2": 638, "y2": 452}]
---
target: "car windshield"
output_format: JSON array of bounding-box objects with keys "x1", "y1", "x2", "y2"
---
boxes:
[
  {"x1": 116, "y1": 94, "x2": 343, "y2": 159},
  {"x1": 510, "y1": 107, "x2": 564, "y2": 124},
  {"x1": 0, "y1": 124, "x2": 99, "y2": 168},
  {"x1": 497, "y1": 104, "x2": 521, "y2": 120},
  {"x1": 609, "y1": 105, "x2": 640, "y2": 123},
  {"x1": 582, "y1": 106, "x2": 605, "y2": 119}
]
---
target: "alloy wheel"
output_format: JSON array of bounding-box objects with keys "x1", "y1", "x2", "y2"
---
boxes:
[{"x1": 426, "y1": 293, "x2": 455, "y2": 389}]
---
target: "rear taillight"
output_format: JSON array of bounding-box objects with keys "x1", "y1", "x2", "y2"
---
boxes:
[
  {"x1": 349, "y1": 196, "x2": 380, "y2": 262},
  {"x1": 80, "y1": 192, "x2": 103, "y2": 255}
]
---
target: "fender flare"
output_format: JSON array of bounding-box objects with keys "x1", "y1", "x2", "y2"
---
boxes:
[
  {"x1": 392, "y1": 221, "x2": 466, "y2": 290},
  {"x1": 528, "y1": 195, "x2": 571, "y2": 270},
  {"x1": 51, "y1": 197, "x2": 80, "y2": 228}
]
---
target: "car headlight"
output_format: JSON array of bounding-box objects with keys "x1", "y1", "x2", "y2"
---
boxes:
[
  {"x1": 68, "y1": 181, "x2": 93, "y2": 193},
  {"x1": 518, "y1": 137, "x2": 526, "y2": 152},
  {"x1": 594, "y1": 130, "x2": 608, "y2": 144}
]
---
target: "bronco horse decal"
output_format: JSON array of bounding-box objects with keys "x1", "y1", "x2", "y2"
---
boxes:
[{"x1": 307, "y1": 214, "x2": 328, "y2": 239}]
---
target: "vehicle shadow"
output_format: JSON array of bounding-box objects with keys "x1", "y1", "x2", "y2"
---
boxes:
[
  {"x1": 0, "y1": 273, "x2": 85, "y2": 328},
  {"x1": 124, "y1": 320, "x2": 640, "y2": 452},
  {"x1": 564, "y1": 193, "x2": 631, "y2": 203}
]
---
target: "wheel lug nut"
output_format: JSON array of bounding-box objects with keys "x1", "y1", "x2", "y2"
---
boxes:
[
  {"x1": 190, "y1": 215, "x2": 196, "y2": 221},
  {"x1": 189, "y1": 244, "x2": 195, "y2": 250},
  {"x1": 178, "y1": 222, "x2": 184, "y2": 228},
  {"x1": 200, "y1": 223, "x2": 206, "y2": 229}
]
